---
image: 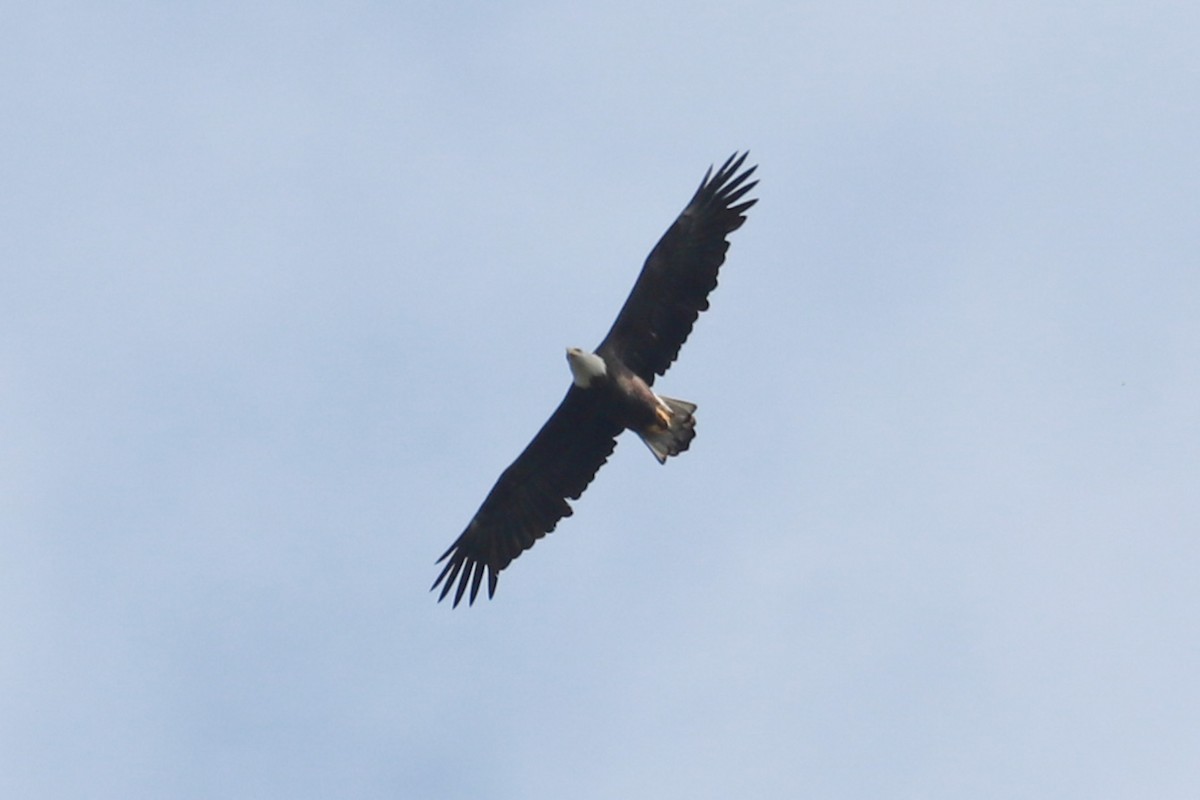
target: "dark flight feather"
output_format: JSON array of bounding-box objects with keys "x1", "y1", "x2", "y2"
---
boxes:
[{"x1": 432, "y1": 153, "x2": 757, "y2": 606}]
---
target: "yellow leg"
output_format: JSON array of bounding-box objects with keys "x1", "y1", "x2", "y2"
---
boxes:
[{"x1": 655, "y1": 405, "x2": 672, "y2": 427}]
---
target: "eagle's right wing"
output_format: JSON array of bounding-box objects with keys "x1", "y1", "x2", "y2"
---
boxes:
[{"x1": 432, "y1": 386, "x2": 622, "y2": 607}]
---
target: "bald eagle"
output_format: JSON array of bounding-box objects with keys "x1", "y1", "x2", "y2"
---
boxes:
[{"x1": 433, "y1": 153, "x2": 758, "y2": 606}]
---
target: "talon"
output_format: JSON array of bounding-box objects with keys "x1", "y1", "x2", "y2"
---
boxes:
[{"x1": 656, "y1": 406, "x2": 672, "y2": 427}]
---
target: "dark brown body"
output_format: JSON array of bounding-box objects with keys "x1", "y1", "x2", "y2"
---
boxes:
[{"x1": 592, "y1": 355, "x2": 697, "y2": 465}]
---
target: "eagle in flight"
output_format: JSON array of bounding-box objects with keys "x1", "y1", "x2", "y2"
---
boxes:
[{"x1": 433, "y1": 153, "x2": 758, "y2": 606}]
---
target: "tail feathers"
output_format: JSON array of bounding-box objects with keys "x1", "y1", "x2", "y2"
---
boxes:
[{"x1": 640, "y1": 396, "x2": 697, "y2": 464}]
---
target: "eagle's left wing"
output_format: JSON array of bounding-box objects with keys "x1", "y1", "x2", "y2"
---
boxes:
[{"x1": 596, "y1": 152, "x2": 758, "y2": 384}]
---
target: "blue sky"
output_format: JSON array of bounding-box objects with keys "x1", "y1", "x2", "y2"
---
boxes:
[{"x1": 3, "y1": 2, "x2": 1198, "y2": 797}]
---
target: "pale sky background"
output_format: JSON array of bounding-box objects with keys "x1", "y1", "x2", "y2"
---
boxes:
[{"x1": 3, "y1": 3, "x2": 1198, "y2": 798}]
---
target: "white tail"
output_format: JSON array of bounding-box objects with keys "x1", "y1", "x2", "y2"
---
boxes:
[{"x1": 639, "y1": 396, "x2": 697, "y2": 464}]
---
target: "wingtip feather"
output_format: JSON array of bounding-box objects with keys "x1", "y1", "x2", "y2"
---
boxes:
[
  {"x1": 469, "y1": 563, "x2": 486, "y2": 605},
  {"x1": 434, "y1": 556, "x2": 463, "y2": 601},
  {"x1": 453, "y1": 565, "x2": 472, "y2": 607}
]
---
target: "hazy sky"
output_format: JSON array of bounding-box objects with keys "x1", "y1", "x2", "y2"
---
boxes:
[{"x1": 4, "y1": 3, "x2": 1198, "y2": 798}]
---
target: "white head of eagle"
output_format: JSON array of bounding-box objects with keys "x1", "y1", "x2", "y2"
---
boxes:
[{"x1": 566, "y1": 347, "x2": 608, "y2": 387}]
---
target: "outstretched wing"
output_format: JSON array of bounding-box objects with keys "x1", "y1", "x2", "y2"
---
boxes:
[
  {"x1": 432, "y1": 387, "x2": 622, "y2": 607},
  {"x1": 597, "y1": 152, "x2": 758, "y2": 384}
]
